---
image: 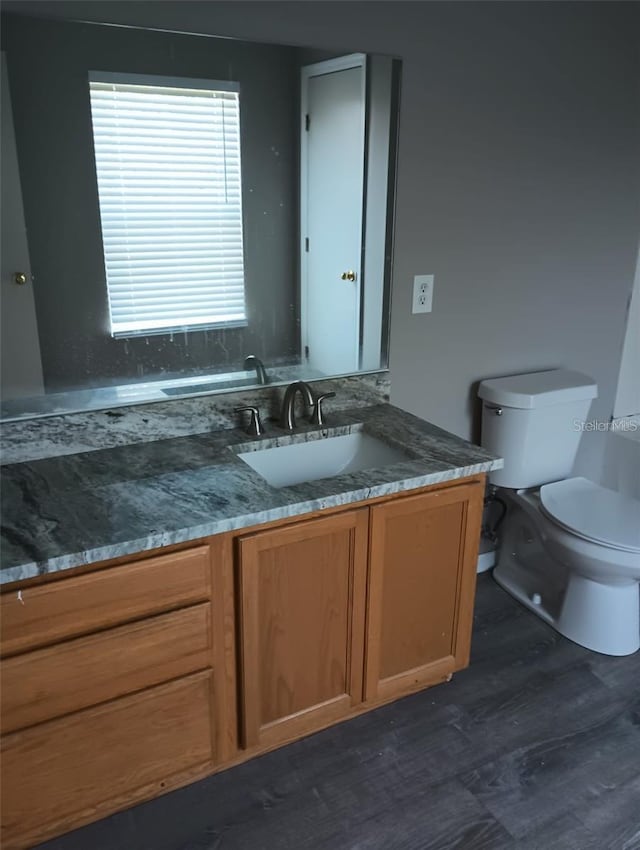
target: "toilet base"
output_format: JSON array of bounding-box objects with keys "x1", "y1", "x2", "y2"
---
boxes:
[
  {"x1": 493, "y1": 491, "x2": 640, "y2": 657},
  {"x1": 495, "y1": 564, "x2": 640, "y2": 656},
  {"x1": 557, "y1": 573, "x2": 639, "y2": 656}
]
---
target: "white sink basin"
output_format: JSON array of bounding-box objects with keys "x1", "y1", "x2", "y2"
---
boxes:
[{"x1": 237, "y1": 432, "x2": 409, "y2": 488}]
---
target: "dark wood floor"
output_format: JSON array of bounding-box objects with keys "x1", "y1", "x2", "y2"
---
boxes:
[{"x1": 37, "y1": 576, "x2": 640, "y2": 850}]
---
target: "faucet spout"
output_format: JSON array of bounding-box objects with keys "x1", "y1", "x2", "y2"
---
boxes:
[
  {"x1": 280, "y1": 381, "x2": 314, "y2": 431},
  {"x1": 244, "y1": 355, "x2": 268, "y2": 385}
]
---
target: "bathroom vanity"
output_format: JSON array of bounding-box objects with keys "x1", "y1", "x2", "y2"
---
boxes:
[
  {"x1": 0, "y1": 404, "x2": 501, "y2": 849},
  {"x1": 0, "y1": 9, "x2": 505, "y2": 846}
]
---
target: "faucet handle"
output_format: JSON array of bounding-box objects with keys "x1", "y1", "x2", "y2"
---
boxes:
[
  {"x1": 234, "y1": 406, "x2": 265, "y2": 437},
  {"x1": 309, "y1": 391, "x2": 335, "y2": 426}
]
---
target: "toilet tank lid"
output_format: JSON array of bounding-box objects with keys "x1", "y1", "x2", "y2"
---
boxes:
[{"x1": 478, "y1": 369, "x2": 598, "y2": 409}]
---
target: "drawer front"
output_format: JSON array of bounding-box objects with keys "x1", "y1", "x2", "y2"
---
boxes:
[
  {"x1": 1, "y1": 544, "x2": 211, "y2": 656},
  {"x1": 1, "y1": 671, "x2": 215, "y2": 850},
  {"x1": 1, "y1": 603, "x2": 212, "y2": 733}
]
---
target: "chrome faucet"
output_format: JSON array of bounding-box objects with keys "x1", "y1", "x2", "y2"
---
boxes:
[
  {"x1": 244, "y1": 355, "x2": 268, "y2": 385},
  {"x1": 279, "y1": 381, "x2": 315, "y2": 431},
  {"x1": 234, "y1": 405, "x2": 265, "y2": 437}
]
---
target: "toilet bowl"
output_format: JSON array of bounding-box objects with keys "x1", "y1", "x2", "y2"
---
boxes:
[
  {"x1": 478, "y1": 368, "x2": 640, "y2": 657},
  {"x1": 493, "y1": 480, "x2": 640, "y2": 656}
]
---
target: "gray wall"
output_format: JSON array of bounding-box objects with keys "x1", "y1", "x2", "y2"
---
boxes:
[
  {"x1": 2, "y1": 14, "x2": 299, "y2": 391},
  {"x1": 4, "y1": 3, "x2": 639, "y2": 481},
  {"x1": 161, "y1": 0, "x2": 637, "y2": 481}
]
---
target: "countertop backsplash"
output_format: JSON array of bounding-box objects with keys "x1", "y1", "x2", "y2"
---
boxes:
[{"x1": 0, "y1": 372, "x2": 390, "y2": 465}]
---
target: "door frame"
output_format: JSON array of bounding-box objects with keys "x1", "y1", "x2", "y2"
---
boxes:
[{"x1": 299, "y1": 53, "x2": 367, "y2": 371}]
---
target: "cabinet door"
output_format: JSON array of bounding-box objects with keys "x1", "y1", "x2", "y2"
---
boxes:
[
  {"x1": 365, "y1": 481, "x2": 483, "y2": 702},
  {"x1": 238, "y1": 509, "x2": 368, "y2": 749}
]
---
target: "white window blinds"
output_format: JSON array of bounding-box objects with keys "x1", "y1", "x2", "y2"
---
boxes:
[{"x1": 89, "y1": 73, "x2": 247, "y2": 338}]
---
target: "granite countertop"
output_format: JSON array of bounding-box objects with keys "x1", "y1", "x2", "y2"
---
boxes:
[{"x1": 0, "y1": 404, "x2": 503, "y2": 585}]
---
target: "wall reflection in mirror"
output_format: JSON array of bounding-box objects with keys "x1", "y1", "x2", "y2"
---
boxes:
[{"x1": 0, "y1": 13, "x2": 400, "y2": 420}]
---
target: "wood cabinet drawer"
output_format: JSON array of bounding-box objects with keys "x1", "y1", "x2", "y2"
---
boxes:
[
  {"x1": 0, "y1": 544, "x2": 211, "y2": 655},
  {"x1": 1, "y1": 602, "x2": 212, "y2": 733},
  {"x1": 1, "y1": 670, "x2": 216, "y2": 850}
]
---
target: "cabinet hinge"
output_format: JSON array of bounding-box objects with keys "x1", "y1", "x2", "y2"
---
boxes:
[
  {"x1": 305, "y1": 237, "x2": 309, "y2": 253},
  {"x1": 305, "y1": 114, "x2": 310, "y2": 132}
]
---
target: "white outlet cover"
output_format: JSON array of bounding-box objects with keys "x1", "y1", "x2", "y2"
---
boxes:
[{"x1": 412, "y1": 274, "x2": 434, "y2": 314}]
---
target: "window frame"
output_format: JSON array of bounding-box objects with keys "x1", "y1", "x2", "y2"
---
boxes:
[{"x1": 88, "y1": 71, "x2": 248, "y2": 339}]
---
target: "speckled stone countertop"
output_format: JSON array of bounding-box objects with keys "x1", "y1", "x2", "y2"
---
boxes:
[
  {"x1": 0, "y1": 373, "x2": 390, "y2": 465},
  {"x1": 0, "y1": 404, "x2": 502, "y2": 585}
]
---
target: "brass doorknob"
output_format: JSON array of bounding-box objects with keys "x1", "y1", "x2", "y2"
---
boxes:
[
  {"x1": 14, "y1": 272, "x2": 27, "y2": 286},
  {"x1": 340, "y1": 270, "x2": 357, "y2": 282}
]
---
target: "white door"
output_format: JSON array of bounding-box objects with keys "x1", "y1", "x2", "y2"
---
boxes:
[
  {"x1": 301, "y1": 55, "x2": 366, "y2": 376},
  {"x1": 1, "y1": 53, "x2": 43, "y2": 401}
]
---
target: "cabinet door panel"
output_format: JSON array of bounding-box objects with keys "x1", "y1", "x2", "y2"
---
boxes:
[
  {"x1": 238, "y1": 509, "x2": 368, "y2": 749},
  {"x1": 366, "y1": 482, "x2": 483, "y2": 702},
  {"x1": 1, "y1": 671, "x2": 215, "y2": 850},
  {"x1": 379, "y1": 500, "x2": 464, "y2": 678}
]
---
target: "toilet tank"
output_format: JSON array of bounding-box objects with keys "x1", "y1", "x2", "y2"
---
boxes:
[{"x1": 478, "y1": 369, "x2": 598, "y2": 489}]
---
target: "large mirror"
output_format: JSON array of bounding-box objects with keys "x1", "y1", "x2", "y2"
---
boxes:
[{"x1": 0, "y1": 11, "x2": 400, "y2": 420}]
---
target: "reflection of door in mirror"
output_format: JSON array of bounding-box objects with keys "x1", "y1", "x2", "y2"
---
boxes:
[
  {"x1": 0, "y1": 52, "x2": 44, "y2": 401},
  {"x1": 300, "y1": 54, "x2": 395, "y2": 378},
  {"x1": 301, "y1": 55, "x2": 365, "y2": 377}
]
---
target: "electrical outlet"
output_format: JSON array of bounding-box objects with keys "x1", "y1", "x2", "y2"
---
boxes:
[{"x1": 412, "y1": 274, "x2": 434, "y2": 314}]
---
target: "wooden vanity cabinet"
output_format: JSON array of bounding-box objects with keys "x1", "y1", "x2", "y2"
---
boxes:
[
  {"x1": 235, "y1": 479, "x2": 484, "y2": 748},
  {"x1": 237, "y1": 508, "x2": 369, "y2": 750},
  {"x1": 0, "y1": 474, "x2": 485, "y2": 850},
  {"x1": 0, "y1": 544, "x2": 224, "y2": 850}
]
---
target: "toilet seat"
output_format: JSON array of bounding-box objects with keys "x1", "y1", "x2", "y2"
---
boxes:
[{"x1": 540, "y1": 477, "x2": 640, "y2": 554}]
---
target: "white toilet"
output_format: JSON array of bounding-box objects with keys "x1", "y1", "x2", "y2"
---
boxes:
[{"x1": 478, "y1": 369, "x2": 640, "y2": 656}]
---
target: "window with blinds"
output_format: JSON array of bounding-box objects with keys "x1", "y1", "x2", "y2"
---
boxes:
[{"x1": 89, "y1": 73, "x2": 247, "y2": 338}]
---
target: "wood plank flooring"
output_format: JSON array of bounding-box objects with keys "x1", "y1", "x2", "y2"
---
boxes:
[{"x1": 36, "y1": 576, "x2": 640, "y2": 850}]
